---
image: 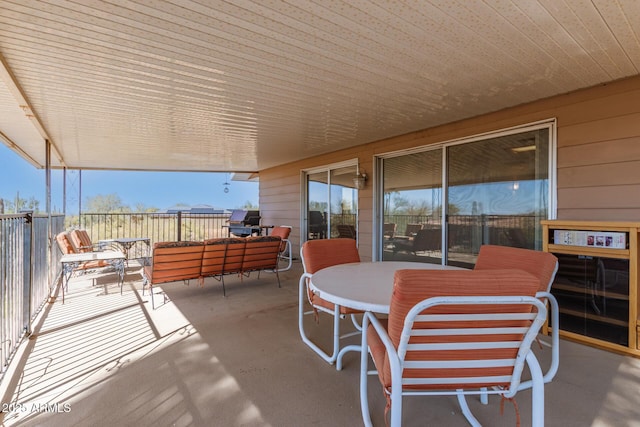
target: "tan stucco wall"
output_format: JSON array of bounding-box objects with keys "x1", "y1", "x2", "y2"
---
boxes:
[{"x1": 258, "y1": 75, "x2": 640, "y2": 260}]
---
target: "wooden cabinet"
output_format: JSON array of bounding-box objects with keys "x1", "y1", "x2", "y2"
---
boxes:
[{"x1": 542, "y1": 220, "x2": 639, "y2": 355}]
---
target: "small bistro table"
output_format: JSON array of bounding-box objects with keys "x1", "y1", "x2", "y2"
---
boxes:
[
  {"x1": 98, "y1": 237, "x2": 151, "y2": 265},
  {"x1": 60, "y1": 250, "x2": 126, "y2": 302}
]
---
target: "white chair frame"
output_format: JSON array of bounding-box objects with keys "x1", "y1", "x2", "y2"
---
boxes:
[
  {"x1": 277, "y1": 238, "x2": 293, "y2": 271},
  {"x1": 267, "y1": 225, "x2": 292, "y2": 272},
  {"x1": 476, "y1": 257, "x2": 560, "y2": 406},
  {"x1": 360, "y1": 296, "x2": 548, "y2": 427},
  {"x1": 298, "y1": 247, "x2": 362, "y2": 370}
]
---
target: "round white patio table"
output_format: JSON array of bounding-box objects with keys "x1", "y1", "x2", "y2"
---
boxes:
[
  {"x1": 308, "y1": 261, "x2": 464, "y2": 370},
  {"x1": 309, "y1": 261, "x2": 464, "y2": 315}
]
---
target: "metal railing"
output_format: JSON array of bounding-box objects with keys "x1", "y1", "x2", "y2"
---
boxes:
[
  {"x1": 77, "y1": 212, "x2": 232, "y2": 257},
  {"x1": 0, "y1": 213, "x2": 64, "y2": 375}
]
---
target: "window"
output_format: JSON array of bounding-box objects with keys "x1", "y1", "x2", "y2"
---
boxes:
[
  {"x1": 303, "y1": 161, "x2": 359, "y2": 242},
  {"x1": 378, "y1": 120, "x2": 555, "y2": 267}
]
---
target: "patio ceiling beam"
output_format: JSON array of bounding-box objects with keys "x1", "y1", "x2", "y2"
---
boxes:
[
  {"x1": 0, "y1": 128, "x2": 39, "y2": 167},
  {"x1": 0, "y1": 52, "x2": 65, "y2": 167}
]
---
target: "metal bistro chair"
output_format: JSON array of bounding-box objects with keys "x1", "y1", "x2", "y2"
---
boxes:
[
  {"x1": 298, "y1": 238, "x2": 362, "y2": 368},
  {"x1": 360, "y1": 269, "x2": 549, "y2": 426}
]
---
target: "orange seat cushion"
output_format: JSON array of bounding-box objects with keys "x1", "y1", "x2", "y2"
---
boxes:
[
  {"x1": 70, "y1": 229, "x2": 94, "y2": 253},
  {"x1": 56, "y1": 232, "x2": 108, "y2": 269},
  {"x1": 56, "y1": 232, "x2": 76, "y2": 255}
]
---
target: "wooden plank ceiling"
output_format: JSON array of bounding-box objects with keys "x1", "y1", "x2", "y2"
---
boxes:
[{"x1": 0, "y1": 0, "x2": 639, "y2": 173}]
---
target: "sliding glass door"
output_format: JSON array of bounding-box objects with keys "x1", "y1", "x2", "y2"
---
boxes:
[
  {"x1": 446, "y1": 128, "x2": 550, "y2": 267},
  {"x1": 381, "y1": 149, "x2": 442, "y2": 262},
  {"x1": 305, "y1": 162, "x2": 359, "y2": 241},
  {"x1": 379, "y1": 122, "x2": 554, "y2": 267}
]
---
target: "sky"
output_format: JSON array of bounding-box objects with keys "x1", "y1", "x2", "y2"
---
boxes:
[{"x1": 0, "y1": 143, "x2": 259, "y2": 213}]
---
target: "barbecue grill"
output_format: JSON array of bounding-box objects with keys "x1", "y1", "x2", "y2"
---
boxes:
[{"x1": 226, "y1": 209, "x2": 261, "y2": 237}]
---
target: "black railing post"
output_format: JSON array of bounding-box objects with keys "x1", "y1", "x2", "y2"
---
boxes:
[
  {"x1": 177, "y1": 211, "x2": 182, "y2": 241},
  {"x1": 22, "y1": 212, "x2": 33, "y2": 335}
]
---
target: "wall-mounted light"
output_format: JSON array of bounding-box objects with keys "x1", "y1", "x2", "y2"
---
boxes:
[{"x1": 353, "y1": 169, "x2": 367, "y2": 190}]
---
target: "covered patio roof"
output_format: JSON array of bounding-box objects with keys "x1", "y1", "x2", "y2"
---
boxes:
[{"x1": 1, "y1": 1, "x2": 639, "y2": 174}]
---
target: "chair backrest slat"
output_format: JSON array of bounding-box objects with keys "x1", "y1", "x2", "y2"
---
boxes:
[
  {"x1": 382, "y1": 269, "x2": 542, "y2": 391},
  {"x1": 397, "y1": 295, "x2": 546, "y2": 392}
]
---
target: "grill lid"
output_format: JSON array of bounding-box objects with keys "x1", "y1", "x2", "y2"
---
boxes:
[{"x1": 228, "y1": 209, "x2": 260, "y2": 225}]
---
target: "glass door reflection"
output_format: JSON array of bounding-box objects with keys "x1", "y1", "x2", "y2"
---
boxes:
[{"x1": 306, "y1": 164, "x2": 358, "y2": 241}]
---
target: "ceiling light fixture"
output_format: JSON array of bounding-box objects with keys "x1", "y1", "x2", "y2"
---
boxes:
[{"x1": 511, "y1": 145, "x2": 536, "y2": 153}]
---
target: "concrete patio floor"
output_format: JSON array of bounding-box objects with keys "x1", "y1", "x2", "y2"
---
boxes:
[{"x1": 1, "y1": 259, "x2": 640, "y2": 426}]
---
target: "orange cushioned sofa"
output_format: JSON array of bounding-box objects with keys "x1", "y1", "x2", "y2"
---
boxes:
[{"x1": 143, "y1": 235, "x2": 282, "y2": 308}]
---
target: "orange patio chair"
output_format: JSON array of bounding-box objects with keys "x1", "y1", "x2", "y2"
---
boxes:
[
  {"x1": 474, "y1": 244, "x2": 558, "y2": 294},
  {"x1": 298, "y1": 238, "x2": 362, "y2": 368},
  {"x1": 69, "y1": 229, "x2": 101, "y2": 253},
  {"x1": 361, "y1": 269, "x2": 548, "y2": 426},
  {"x1": 55, "y1": 231, "x2": 109, "y2": 270},
  {"x1": 270, "y1": 225, "x2": 293, "y2": 271},
  {"x1": 474, "y1": 244, "x2": 560, "y2": 387}
]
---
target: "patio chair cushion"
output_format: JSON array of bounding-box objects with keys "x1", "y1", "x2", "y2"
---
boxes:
[
  {"x1": 474, "y1": 244, "x2": 558, "y2": 293},
  {"x1": 270, "y1": 226, "x2": 291, "y2": 253},
  {"x1": 367, "y1": 268, "x2": 540, "y2": 391},
  {"x1": 301, "y1": 238, "x2": 361, "y2": 314},
  {"x1": 56, "y1": 232, "x2": 75, "y2": 255},
  {"x1": 301, "y1": 238, "x2": 360, "y2": 274},
  {"x1": 69, "y1": 229, "x2": 95, "y2": 253},
  {"x1": 56, "y1": 232, "x2": 108, "y2": 269}
]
